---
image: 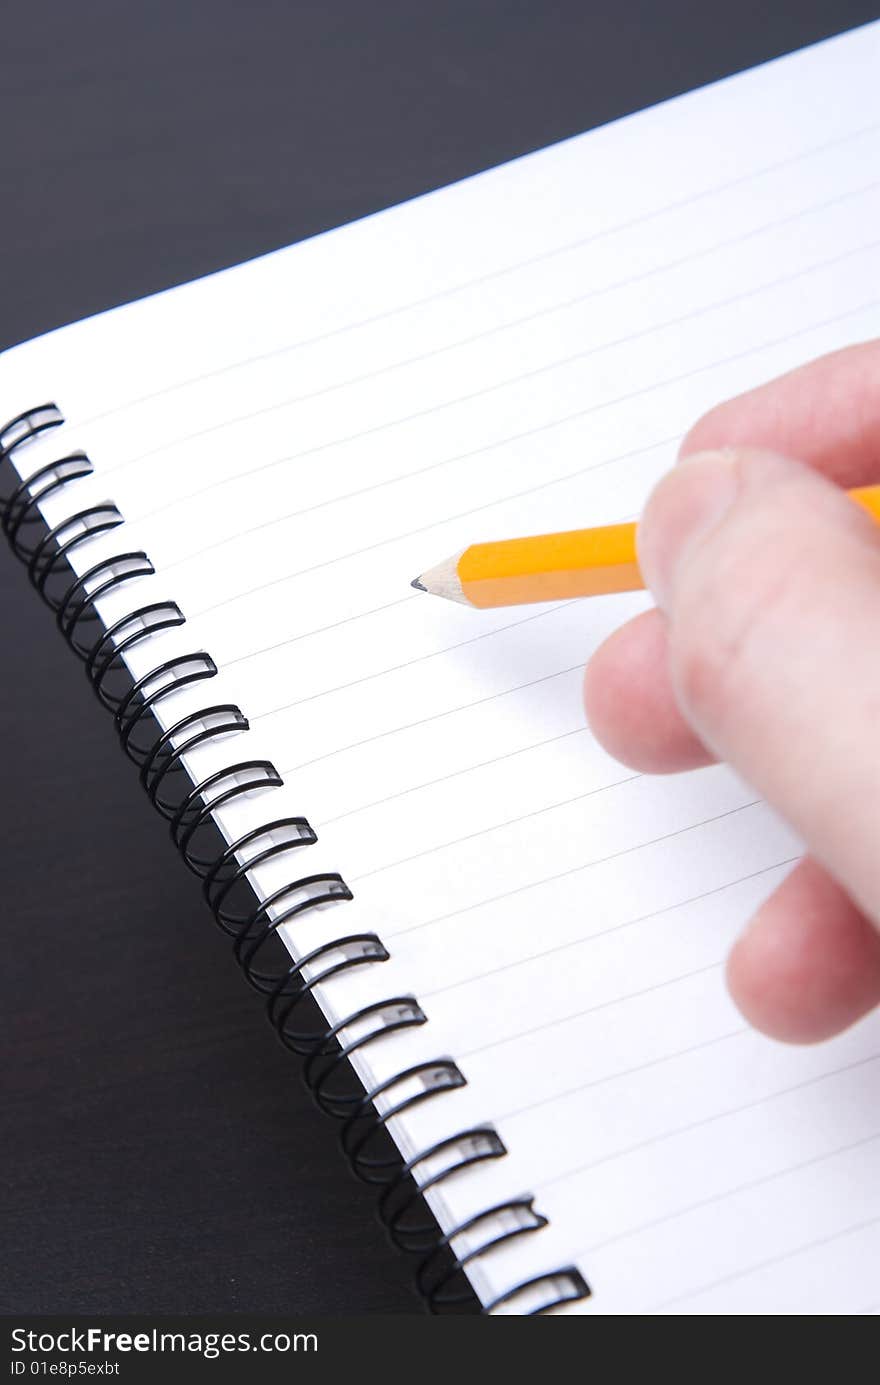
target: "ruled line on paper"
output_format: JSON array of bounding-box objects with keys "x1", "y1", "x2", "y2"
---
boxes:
[
  {"x1": 110, "y1": 173, "x2": 880, "y2": 487},
  {"x1": 148, "y1": 419, "x2": 672, "y2": 580},
  {"x1": 430, "y1": 857, "x2": 798, "y2": 1012},
  {"x1": 386, "y1": 800, "x2": 763, "y2": 940},
  {"x1": 319, "y1": 727, "x2": 589, "y2": 827},
  {"x1": 652, "y1": 1211, "x2": 880, "y2": 1313},
  {"x1": 534, "y1": 1053, "x2": 880, "y2": 1197},
  {"x1": 219, "y1": 593, "x2": 418, "y2": 671},
  {"x1": 132, "y1": 234, "x2": 880, "y2": 546},
  {"x1": 171, "y1": 428, "x2": 673, "y2": 643},
  {"x1": 252, "y1": 598, "x2": 579, "y2": 724},
  {"x1": 495, "y1": 1021, "x2": 747, "y2": 1125},
  {"x1": 73, "y1": 118, "x2": 880, "y2": 434},
  {"x1": 279, "y1": 663, "x2": 585, "y2": 775},
  {"x1": 184, "y1": 293, "x2": 880, "y2": 618},
  {"x1": 577, "y1": 1131, "x2": 880, "y2": 1259},
  {"x1": 347, "y1": 772, "x2": 642, "y2": 883},
  {"x1": 172, "y1": 421, "x2": 666, "y2": 603}
]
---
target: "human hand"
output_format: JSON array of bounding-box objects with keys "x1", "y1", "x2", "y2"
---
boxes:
[{"x1": 584, "y1": 340, "x2": 880, "y2": 1043}]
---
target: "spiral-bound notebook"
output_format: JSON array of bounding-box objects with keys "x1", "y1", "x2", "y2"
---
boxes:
[{"x1": 3, "y1": 21, "x2": 880, "y2": 1315}]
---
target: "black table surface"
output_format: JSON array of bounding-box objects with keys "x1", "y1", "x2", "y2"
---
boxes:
[{"x1": 2, "y1": 1, "x2": 876, "y2": 1315}]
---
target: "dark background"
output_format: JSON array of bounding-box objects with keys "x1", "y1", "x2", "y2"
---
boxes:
[{"x1": 2, "y1": 1, "x2": 876, "y2": 1315}]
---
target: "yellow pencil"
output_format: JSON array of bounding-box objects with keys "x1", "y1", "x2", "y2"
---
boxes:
[{"x1": 412, "y1": 484, "x2": 880, "y2": 610}]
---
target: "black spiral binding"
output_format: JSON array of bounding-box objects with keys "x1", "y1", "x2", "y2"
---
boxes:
[{"x1": 0, "y1": 403, "x2": 591, "y2": 1316}]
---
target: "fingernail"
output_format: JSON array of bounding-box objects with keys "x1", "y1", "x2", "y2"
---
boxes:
[{"x1": 638, "y1": 449, "x2": 740, "y2": 609}]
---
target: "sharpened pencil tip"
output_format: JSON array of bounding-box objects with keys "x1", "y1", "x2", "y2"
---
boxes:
[{"x1": 411, "y1": 577, "x2": 427, "y2": 592}]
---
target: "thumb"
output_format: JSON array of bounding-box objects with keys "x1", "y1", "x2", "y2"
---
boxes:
[{"x1": 638, "y1": 447, "x2": 880, "y2": 930}]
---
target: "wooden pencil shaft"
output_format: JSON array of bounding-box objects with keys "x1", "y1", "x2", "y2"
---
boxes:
[
  {"x1": 460, "y1": 522, "x2": 641, "y2": 607},
  {"x1": 436, "y1": 483, "x2": 880, "y2": 610}
]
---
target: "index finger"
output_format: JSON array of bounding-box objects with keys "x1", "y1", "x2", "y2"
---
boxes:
[{"x1": 681, "y1": 338, "x2": 880, "y2": 486}]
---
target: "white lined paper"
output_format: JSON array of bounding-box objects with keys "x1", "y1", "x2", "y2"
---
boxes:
[{"x1": 4, "y1": 19, "x2": 880, "y2": 1313}]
